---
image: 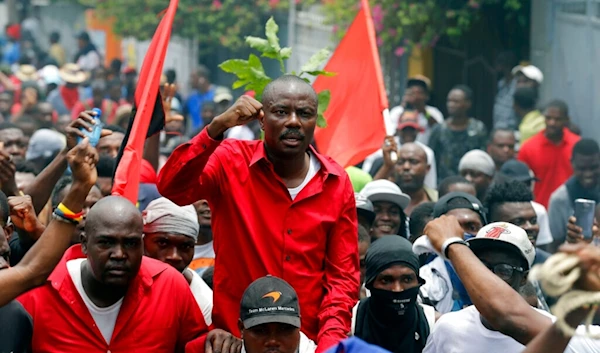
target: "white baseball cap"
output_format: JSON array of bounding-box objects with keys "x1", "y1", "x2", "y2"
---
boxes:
[
  {"x1": 467, "y1": 222, "x2": 536, "y2": 269},
  {"x1": 360, "y1": 179, "x2": 411, "y2": 211},
  {"x1": 512, "y1": 65, "x2": 544, "y2": 84}
]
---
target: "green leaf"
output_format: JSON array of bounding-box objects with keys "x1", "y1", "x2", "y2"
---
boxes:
[
  {"x1": 300, "y1": 48, "x2": 331, "y2": 73},
  {"x1": 219, "y1": 59, "x2": 249, "y2": 74},
  {"x1": 316, "y1": 90, "x2": 331, "y2": 128},
  {"x1": 280, "y1": 47, "x2": 292, "y2": 60},
  {"x1": 265, "y1": 17, "x2": 281, "y2": 52},
  {"x1": 304, "y1": 70, "x2": 336, "y2": 77},
  {"x1": 248, "y1": 54, "x2": 263, "y2": 70},
  {"x1": 246, "y1": 36, "x2": 272, "y2": 54},
  {"x1": 232, "y1": 79, "x2": 250, "y2": 89}
]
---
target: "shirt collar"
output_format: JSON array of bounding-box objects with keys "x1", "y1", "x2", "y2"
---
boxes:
[
  {"x1": 249, "y1": 141, "x2": 340, "y2": 177},
  {"x1": 541, "y1": 128, "x2": 569, "y2": 147}
]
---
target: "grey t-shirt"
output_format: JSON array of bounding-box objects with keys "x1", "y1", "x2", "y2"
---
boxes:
[{"x1": 0, "y1": 300, "x2": 33, "y2": 353}]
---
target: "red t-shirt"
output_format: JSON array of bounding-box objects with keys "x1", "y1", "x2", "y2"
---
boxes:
[
  {"x1": 18, "y1": 245, "x2": 208, "y2": 352},
  {"x1": 518, "y1": 128, "x2": 581, "y2": 207}
]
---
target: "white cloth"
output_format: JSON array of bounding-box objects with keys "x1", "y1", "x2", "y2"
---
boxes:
[
  {"x1": 242, "y1": 331, "x2": 316, "y2": 353},
  {"x1": 420, "y1": 257, "x2": 454, "y2": 314},
  {"x1": 187, "y1": 269, "x2": 213, "y2": 326},
  {"x1": 226, "y1": 126, "x2": 255, "y2": 141},
  {"x1": 389, "y1": 105, "x2": 444, "y2": 145},
  {"x1": 423, "y1": 305, "x2": 600, "y2": 352},
  {"x1": 191, "y1": 242, "x2": 215, "y2": 275},
  {"x1": 532, "y1": 201, "x2": 553, "y2": 246},
  {"x1": 143, "y1": 198, "x2": 199, "y2": 241},
  {"x1": 67, "y1": 258, "x2": 123, "y2": 344},
  {"x1": 361, "y1": 137, "x2": 437, "y2": 190},
  {"x1": 288, "y1": 152, "x2": 321, "y2": 200}
]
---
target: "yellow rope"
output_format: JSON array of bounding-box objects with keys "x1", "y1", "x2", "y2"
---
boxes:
[{"x1": 530, "y1": 253, "x2": 600, "y2": 338}]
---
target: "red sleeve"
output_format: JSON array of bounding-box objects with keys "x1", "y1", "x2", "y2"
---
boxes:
[
  {"x1": 71, "y1": 102, "x2": 85, "y2": 120},
  {"x1": 185, "y1": 334, "x2": 207, "y2": 353},
  {"x1": 316, "y1": 178, "x2": 359, "y2": 353},
  {"x1": 157, "y1": 128, "x2": 223, "y2": 205},
  {"x1": 176, "y1": 276, "x2": 209, "y2": 353}
]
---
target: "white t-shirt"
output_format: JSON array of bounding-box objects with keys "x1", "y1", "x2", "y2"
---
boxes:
[
  {"x1": 420, "y1": 257, "x2": 454, "y2": 314},
  {"x1": 389, "y1": 105, "x2": 444, "y2": 145},
  {"x1": 532, "y1": 201, "x2": 553, "y2": 246},
  {"x1": 361, "y1": 137, "x2": 437, "y2": 190},
  {"x1": 187, "y1": 269, "x2": 213, "y2": 326},
  {"x1": 67, "y1": 258, "x2": 123, "y2": 344},
  {"x1": 288, "y1": 152, "x2": 321, "y2": 200},
  {"x1": 423, "y1": 305, "x2": 600, "y2": 353},
  {"x1": 242, "y1": 331, "x2": 316, "y2": 353}
]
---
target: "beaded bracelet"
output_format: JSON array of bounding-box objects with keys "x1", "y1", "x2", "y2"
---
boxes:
[
  {"x1": 52, "y1": 211, "x2": 80, "y2": 225},
  {"x1": 57, "y1": 203, "x2": 84, "y2": 219}
]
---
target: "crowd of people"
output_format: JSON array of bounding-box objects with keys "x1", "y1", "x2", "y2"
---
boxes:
[{"x1": 1, "y1": 23, "x2": 600, "y2": 353}]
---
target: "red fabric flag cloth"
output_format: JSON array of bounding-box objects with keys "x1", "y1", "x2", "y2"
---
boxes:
[
  {"x1": 111, "y1": 0, "x2": 178, "y2": 203},
  {"x1": 313, "y1": 0, "x2": 388, "y2": 168}
]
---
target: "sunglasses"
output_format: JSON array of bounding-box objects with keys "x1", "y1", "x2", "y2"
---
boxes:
[{"x1": 484, "y1": 263, "x2": 524, "y2": 280}]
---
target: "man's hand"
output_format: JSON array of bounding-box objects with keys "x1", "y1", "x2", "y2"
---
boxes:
[
  {"x1": 162, "y1": 83, "x2": 184, "y2": 125},
  {"x1": 381, "y1": 136, "x2": 398, "y2": 168},
  {"x1": 205, "y1": 329, "x2": 242, "y2": 353},
  {"x1": 67, "y1": 138, "x2": 98, "y2": 187},
  {"x1": 65, "y1": 111, "x2": 113, "y2": 151},
  {"x1": 208, "y1": 96, "x2": 263, "y2": 139},
  {"x1": 8, "y1": 195, "x2": 43, "y2": 233},
  {"x1": 566, "y1": 216, "x2": 599, "y2": 244},
  {"x1": 423, "y1": 215, "x2": 465, "y2": 253}
]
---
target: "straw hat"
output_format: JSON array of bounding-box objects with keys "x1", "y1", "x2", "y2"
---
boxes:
[
  {"x1": 59, "y1": 63, "x2": 88, "y2": 84},
  {"x1": 15, "y1": 65, "x2": 39, "y2": 82}
]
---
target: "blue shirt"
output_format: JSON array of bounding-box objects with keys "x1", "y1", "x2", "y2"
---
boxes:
[{"x1": 185, "y1": 88, "x2": 215, "y2": 130}]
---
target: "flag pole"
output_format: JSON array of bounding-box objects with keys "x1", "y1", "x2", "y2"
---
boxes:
[{"x1": 383, "y1": 108, "x2": 397, "y2": 163}]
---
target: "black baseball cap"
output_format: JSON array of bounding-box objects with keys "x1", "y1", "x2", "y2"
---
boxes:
[
  {"x1": 240, "y1": 276, "x2": 301, "y2": 329},
  {"x1": 433, "y1": 191, "x2": 487, "y2": 225},
  {"x1": 499, "y1": 159, "x2": 539, "y2": 183}
]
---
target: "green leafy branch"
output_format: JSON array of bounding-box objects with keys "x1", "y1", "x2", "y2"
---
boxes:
[{"x1": 219, "y1": 17, "x2": 335, "y2": 128}]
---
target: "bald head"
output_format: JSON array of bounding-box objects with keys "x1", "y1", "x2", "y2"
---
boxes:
[
  {"x1": 262, "y1": 75, "x2": 317, "y2": 108},
  {"x1": 399, "y1": 143, "x2": 427, "y2": 161},
  {"x1": 85, "y1": 196, "x2": 142, "y2": 236}
]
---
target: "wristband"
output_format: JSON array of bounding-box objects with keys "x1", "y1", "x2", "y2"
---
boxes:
[
  {"x1": 441, "y1": 237, "x2": 469, "y2": 260},
  {"x1": 57, "y1": 203, "x2": 84, "y2": 219},
  {"x1": 53, "y1": 208, "x2": 83, "y2": 224},
  {"x1": 52, "y1": 211, "x2": 80, "y2": 225}
]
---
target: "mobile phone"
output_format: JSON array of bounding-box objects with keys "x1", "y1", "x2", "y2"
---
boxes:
[{"x1": 574, "y1": 199, "x2": 596, "y2": 240}]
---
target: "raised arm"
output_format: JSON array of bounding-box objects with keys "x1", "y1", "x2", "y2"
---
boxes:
[
  {"x1": 22, "y1": 111, "x2": 111, "y2": 214},
  {"x1": 424, "y1": 216, "x2": 552, "y2": 345},
  {"x1": 0, "y1": 138, "x2": 98, "y2": 306},
  {"x1": 317, "y1": 184, "x2": 359, "y2": 352},
  {"x1": 157, "y1": 95, "x2": 263, "y2": 205}
]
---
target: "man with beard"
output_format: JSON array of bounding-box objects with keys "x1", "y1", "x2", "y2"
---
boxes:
[
  {"x1": 18, "y1": 196, "x2": 209, "y2": 351},
  {"x1": 549, "y1": 139, "x2": 600, "y2": 246},
  {"x1": 392, "y1": 143, "x2": 438, "y2": 216},
  {"x1": 360, "y1": 179, "x2": 410, "y2": 239},
  {"x1": 158, "y1": 75, "x2": 358, "y2": 352},
  {"x1": 352, "y1": 236, "x2": 435, "y2": 352}
]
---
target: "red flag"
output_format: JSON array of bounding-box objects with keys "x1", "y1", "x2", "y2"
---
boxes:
[
  {"x1": 111, "y1": 0, "x2": 178, "y2": 203},
  {"x1": 313, "y1": 0, "x2": 388, "y2": 168}
]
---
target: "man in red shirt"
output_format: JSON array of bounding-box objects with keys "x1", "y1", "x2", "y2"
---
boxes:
[
  {"x1": 158, "y1": 75, "x2": 359, "y2": 352},
  {"x1": 18, "y1": 196, "x2": 208, "y2": 352},
  {"x1": 518, "y1": 99, "x2": 580, "y2": 207}
]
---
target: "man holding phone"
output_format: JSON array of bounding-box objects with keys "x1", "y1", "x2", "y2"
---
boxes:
[{"x1": 548, "y1": 139, "x2": 600, "y2": 248}]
